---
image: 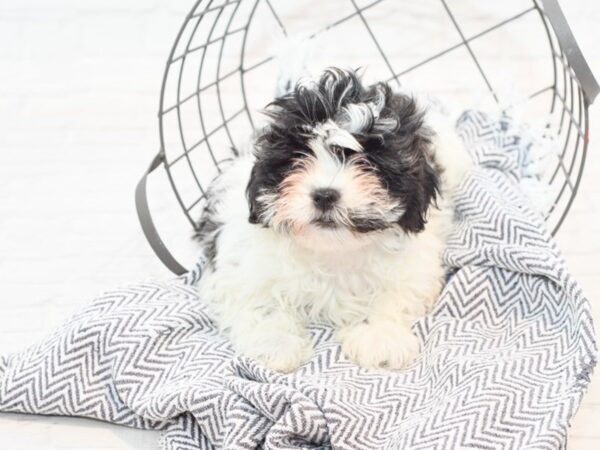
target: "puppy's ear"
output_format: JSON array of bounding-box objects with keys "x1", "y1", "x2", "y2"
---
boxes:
[{"x1": 397, "y1": 139, "x2": 440, "y2": 233}]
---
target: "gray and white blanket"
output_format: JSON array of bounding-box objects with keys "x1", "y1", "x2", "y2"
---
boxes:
[{"x1": 0, "y1": 111, "x2": 596, "y2": 449}]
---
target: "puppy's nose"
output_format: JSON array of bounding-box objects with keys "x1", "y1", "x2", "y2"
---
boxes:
[{"x1": 312, "y1": 188, "x2": 340, "y2": 210}]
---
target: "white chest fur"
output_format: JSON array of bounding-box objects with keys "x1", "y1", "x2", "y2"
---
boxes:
[{"x1": 199, "y1": 201, "x2": 451, "y2": 328}]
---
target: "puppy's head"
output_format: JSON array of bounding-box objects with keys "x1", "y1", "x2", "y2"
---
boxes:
[{"x1": 247, "y1": 68, "x2": 440, "y2": 251}]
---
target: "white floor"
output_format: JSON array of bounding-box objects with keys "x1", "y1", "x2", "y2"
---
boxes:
[{"x1": 0, "y1": 0, "x2": 599, "y2": 448}]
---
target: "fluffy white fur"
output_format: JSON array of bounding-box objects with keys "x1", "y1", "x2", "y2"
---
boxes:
[{"x1": 197, "y1": 111, "x2": 471, "y2": 373}]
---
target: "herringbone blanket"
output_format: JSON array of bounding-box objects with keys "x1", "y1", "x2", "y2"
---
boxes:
[{"x1": 0, "y1": 111, "x2": 596, "y2": 450}]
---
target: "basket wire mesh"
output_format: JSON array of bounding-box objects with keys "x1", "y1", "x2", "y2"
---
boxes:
[{"x1": 140, "y1": 0, "x2": 598, "y2": 273}]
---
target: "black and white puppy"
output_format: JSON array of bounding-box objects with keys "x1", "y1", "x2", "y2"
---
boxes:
[{"x1": 196, "y1": 68, "x2": 470, "y2": 372}]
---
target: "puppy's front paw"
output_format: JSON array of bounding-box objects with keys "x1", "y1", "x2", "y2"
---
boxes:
[
  {"x1": 237, "y1": 330, "x2": 314, "y2": 373},
  {"x1": 338, "y1": 320, "x2": 420, "y2": 370}
]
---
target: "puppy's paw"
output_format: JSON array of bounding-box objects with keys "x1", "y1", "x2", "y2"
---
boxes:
[
  {"x1": 238, "y1": 331, "x2": 314, "y2": 373},
  {"x1": 338, "y1": 320, "x2": 420, "y2": 370}
]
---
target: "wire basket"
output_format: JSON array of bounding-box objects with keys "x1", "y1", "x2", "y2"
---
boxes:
[{"x1": 136, "y1": 0, "x2": 598, "y2": 274}]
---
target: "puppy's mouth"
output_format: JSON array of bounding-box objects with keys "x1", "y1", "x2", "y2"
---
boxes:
[
  {"x1": 311, "y1": 214, "x2": 391, "y2": 233},
  {"x1": 311, "y1": 217, "x2": 340, "y2": 229}
]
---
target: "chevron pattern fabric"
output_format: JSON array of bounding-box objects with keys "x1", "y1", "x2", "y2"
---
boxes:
[{"x1": 0, "y1": 111, "x2": 596, "y2": 450}]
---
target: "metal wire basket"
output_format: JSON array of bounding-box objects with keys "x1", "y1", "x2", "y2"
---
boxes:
[{"x1": 136, "y1": 0, "x2": 598, "y2": 275}]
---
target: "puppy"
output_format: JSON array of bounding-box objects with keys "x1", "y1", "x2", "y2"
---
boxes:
[{"x1": 195, "y1": 68, "x2": 471, "y2": 372}]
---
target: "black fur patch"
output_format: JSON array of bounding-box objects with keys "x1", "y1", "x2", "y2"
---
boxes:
[
  {"x1": 357, "y1": 92, "x2": 440, "y2": 233},
  {"x1": 194, "y1": 206, "x2": 221, "y2": 267},
  {"x1": 194, "y1": 172, "x2": 228, "y2": 266}
]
